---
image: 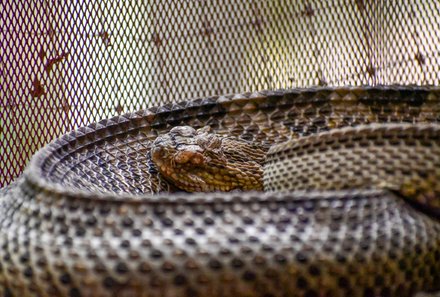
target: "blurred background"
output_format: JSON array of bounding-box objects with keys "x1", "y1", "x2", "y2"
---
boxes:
[{"x1": 1, "y1": 0, "x2": 439, "y2": 187}]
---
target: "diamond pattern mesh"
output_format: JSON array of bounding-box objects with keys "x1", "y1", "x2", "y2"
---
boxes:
[{"x1": 1, "y1": 0, "x2": 439, "y2": 186}]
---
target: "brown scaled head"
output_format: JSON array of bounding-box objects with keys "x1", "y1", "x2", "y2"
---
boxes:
[
  {"x1": 150, "y1": 126, "x2": 265, "y2": 192},
  {"x1": 151, "y1": 126, "x2": 228, "y2": 192}
]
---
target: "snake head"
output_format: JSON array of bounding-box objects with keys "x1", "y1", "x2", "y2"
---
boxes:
[{"x1": 151, "y1": 126, "x2": 229, "y2": 191}]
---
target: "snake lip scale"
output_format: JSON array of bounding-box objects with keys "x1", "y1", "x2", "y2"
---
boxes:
[{"x1": 0, "y1": 86, "x2": 440, "y2": 297}]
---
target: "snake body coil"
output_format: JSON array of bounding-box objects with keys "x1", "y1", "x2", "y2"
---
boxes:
[{"x1": 0, "y1": 86, "x2": 440, "y2": 297}]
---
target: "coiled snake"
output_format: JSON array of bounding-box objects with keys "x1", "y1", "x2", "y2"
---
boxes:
[{"x1": 0, "y1": 87, "x2": 439, "y2": 297}]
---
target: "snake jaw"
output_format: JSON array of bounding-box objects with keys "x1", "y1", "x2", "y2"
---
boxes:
[{"x1": 186, "y1": 173, "x2": 208, "y2": 191}]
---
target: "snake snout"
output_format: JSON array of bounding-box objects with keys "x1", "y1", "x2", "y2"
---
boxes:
[
  {"x1": 150, "y1": 146, "x2": 165, "y2": 165},
  {"x1": 174, "y1": 150, "x2": 205, "y2": 165}
]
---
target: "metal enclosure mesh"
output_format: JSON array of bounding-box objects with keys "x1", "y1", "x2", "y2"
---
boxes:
[{"x1": 1, "y1": 0, "x2": 440, "y2": 187}]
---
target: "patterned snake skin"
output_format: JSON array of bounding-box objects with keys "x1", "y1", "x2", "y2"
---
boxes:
[{"x1": 0, "y1": 87, "x2": 440, "y2": 297}]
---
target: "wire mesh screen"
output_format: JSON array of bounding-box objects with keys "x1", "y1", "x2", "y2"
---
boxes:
[{"x1": 1, "y1": 0, "x2": 440, "y2": 187}]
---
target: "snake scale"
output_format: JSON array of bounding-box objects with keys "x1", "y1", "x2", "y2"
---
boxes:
[{"x1": 0, "y1": 86, "x2": 439, "y2": 297}]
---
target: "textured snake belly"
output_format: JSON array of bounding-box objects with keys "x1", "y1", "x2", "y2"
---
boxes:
[{"x1": 0, "y1": 87, "x2": 440, "y2": 297}]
